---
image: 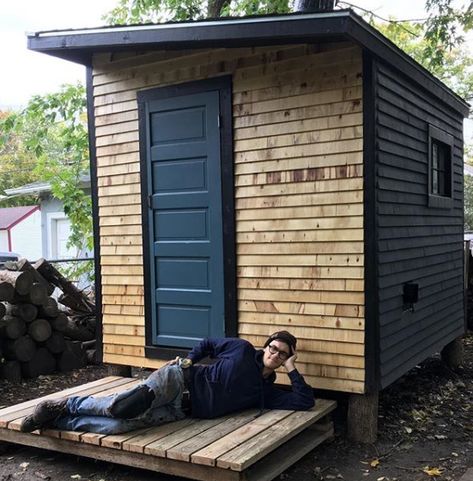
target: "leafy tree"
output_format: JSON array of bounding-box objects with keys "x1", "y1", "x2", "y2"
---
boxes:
[
  {"x1": 0, "y1": 84, "x2": 93, "y2": 257},
  {"x1": 424, "y1": 0, "x2": 473, "y2": 68},
  {"x1": 373, "y1": 20, "x2": 473, "y2": 104},
  {"x1": 0, "y1": 112, "x2": 40, "y2": 207},
  {"x1": 104, "y1": 0, "x2": 294, "y2": 23}
]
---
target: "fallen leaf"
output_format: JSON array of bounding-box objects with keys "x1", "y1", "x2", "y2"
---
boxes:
[
  {"x1": 20, "y1": 462, "x2": 29, "y2": 470},
  {"x1": 423, "y1": 467, "x2": 444, "y2": 476},
  {"x1": 377, "y1": 477, "x2": 386, "y2": 481},
  {"x1": 405, "y1": 426, "x2": 413, "y2": 434},
  {"x1": 434, "y1": 435, "x2": 447, "y2": 440},
  {"x1": 370, "y1": 459, "x2": 380, "y2": 468},
  {"x1": 451, "y1": 452, "x2": 459, "y2": 457},
  {"x1": 70, "y1": 476, "x2": 81, "y2": 480}
]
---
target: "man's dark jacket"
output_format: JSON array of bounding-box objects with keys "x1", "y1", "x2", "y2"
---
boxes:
[{"x1": 186, "y1": 338, "x2": 315, "y2": 418}]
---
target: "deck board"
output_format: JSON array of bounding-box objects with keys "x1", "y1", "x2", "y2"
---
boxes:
[{"x1": 0, "y1": 376, "x2": 337, "y2": 481}]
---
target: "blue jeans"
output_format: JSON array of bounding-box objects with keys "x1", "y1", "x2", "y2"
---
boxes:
[{"x1": 54, "y1": 365, "x2": 187, "y2": 434}]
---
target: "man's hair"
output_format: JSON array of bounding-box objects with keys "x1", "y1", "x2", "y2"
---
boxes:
[{"x1": 263, "y1": 330, "x2": 297, "y2": 353}]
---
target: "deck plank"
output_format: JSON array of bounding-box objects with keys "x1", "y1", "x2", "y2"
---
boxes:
[
  {"x1": 191, "y1": 409, "x2": 292, "y2": 466},
  {"x1": 217, "y1": 399, "x2": 336, "y2": 471},
  {"x1": 243, "y1": 422, "x2": 335, "y2": 481},
  {"x1": 167, "y1": 410, "x2": 260, "y2": 462},
  {"x1": 145, "y1": 416, "x2": 235, "y2": 458},
  {"x1": 4, "y1": 377, "x2": 137, "y2": 430},
  {"x1": 122, "y1": 418, "x2": 196, "y2": 453}
]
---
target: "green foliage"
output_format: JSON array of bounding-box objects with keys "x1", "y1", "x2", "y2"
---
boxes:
[
  {"x1": 0, "y1": 112, "x2": 40, "y2": 207},
  {"x1": 465, "y1": 173, "x2": 473, "y2": 230},
  {"x1": 424, "y1": 0, "x2": 473, "y2": 68},
  {"x1": 373, "y1": 20, "x2": 473, "y2": 105},
  {"x1": 104, "y1": 0, "x2": 293, "y2": 23},
  {"x1": 0, "y1": 84, "x2": 93, "y2": 267}
]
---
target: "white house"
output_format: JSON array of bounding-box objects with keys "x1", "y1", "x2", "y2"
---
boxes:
[
  {"x1": 4, "y1": 174, "x2": 91, "y2": 260},
  {"x1": 0, "y1": 205, "x2": 42, "y2": 260}
]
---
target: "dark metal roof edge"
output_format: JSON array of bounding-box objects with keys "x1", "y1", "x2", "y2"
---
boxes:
[{"x1": 27, "y1": 10, "x2": 470, "y2": 116}]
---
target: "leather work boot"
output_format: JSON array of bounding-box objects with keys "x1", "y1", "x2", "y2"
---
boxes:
[{"x1": 20, "y1": 398, "x2": 68, "y2": 433}]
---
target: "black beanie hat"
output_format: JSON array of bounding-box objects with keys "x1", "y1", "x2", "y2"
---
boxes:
[{"x1": 263, "y1": 330, "x2": 297, "y2": 352}]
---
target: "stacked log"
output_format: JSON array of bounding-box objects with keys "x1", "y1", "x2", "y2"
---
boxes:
[{"x1": 0, "y1": 258, "x2": 97, "y2": 382}]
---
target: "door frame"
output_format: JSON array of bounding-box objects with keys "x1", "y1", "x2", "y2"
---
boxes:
[{"x1": 138, "y1": 75, "x2": 237, "y2": 360}]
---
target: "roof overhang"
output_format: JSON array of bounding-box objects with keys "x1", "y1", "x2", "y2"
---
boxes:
[{"x1": 27, "y1": 10, "x2": 470, "y2": 117}]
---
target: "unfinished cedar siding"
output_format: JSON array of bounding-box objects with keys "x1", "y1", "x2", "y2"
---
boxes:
[
  {"x1": 374, "y1": 59, "x2": 465, "y2": 389},
  {"x1": 93, "y1": 42, "x2": 365, "y2": 393}
]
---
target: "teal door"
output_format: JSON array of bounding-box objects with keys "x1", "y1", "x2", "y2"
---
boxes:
[{"x1": 142, "y1": 89, "x2": 225, "y2": 348}]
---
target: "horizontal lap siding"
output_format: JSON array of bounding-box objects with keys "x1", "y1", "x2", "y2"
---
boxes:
[
  {"x1": 375, "y1": 61, "x2": 465, "y2": 389},
  {"x1": 92, "y1": 43, "x2": 365, "y2": 393}
]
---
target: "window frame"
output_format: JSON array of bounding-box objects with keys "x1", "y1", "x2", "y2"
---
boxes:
[{"x1": 427, "y1": 125, "x2": 454, "y2": 209}]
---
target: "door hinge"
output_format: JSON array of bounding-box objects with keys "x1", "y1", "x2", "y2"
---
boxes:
[{"x1": 147, "y1": 194, "x2": 153, "y2": 209}]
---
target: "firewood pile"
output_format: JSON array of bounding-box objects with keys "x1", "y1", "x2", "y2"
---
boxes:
[{"x1": 0, "y1": 258, "x2": 97, "y2": 383}]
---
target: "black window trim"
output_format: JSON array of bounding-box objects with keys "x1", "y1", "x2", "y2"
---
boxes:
[{"x1": 427, "y1": 124, "x2": 454, "y2": 209}]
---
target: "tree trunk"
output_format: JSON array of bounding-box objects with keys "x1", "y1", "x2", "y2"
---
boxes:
[
  {"x1": 347, "y1": 392, "x2": 379, "y2": 443},
  {"x1": 0, "y1": 360, "x2": 22, "y2": 383},
  {"x1": 49, "y1": 312, "x2": 68, "y2": 332},
  {"x1": 28, "y1": 318, "x2": 52, "y2": 343},
  {"x1": 0, "y1": 270, "x2": 33, "y2": 296},
  {"x1": 6, "y1": 303, "x2": 38, "y2": 323},
  {"x1": 57, "y1": 340, "x2": 87, "y2": 372},
  {"x1": 45, "y1": 331, "x2": 66, "y2": 354},
  {"x1": 0, "y1": 302, "x2": 5, "y2": 320},
  {"x1": 207, "y1": 0, "x2": 231, "y2": 18},
  {"x1": 0, "y1": 316, "x2": 27, "y2": 339},
  {"x1": 39, "y1": 297, "x2": 59, "y2": 318},
  {"x1": 34, "y1": 259, "x2": 94, "y2": 313},
  {"x1": 7, "y1": 258, "x2": 55, "y2": 296},
  {"x1": 21, "y1": 347, "x2": 56, "y2": 378},
  {"x1": 4, "y1": 336, "x2": 36, "y2": 362},
  {"x1": 62, "y1": 318, "x2": 95, "y2": 341},
  {"x1": 0, "y1": 282, "x2": 14, "y2": 302}
]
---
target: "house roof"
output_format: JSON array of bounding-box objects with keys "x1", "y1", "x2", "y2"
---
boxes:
[
  {"x1": 4, "y1": 173, "x2": 91, "y2": 197},
  {"x1": 26, "y1": 10, "x2": 470, "y2": 117},
  {"x1": 0, "y1": 206, "x2": 39, "y2": 230}
]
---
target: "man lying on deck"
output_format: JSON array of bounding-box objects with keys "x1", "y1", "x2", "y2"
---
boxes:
[{"x1": 20, "y1": 330, "x2": 315, "y2": 435}]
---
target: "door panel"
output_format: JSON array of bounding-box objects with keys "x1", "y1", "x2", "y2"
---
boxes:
[{"x1": 144, "y1": 90, "x2": 225, "y2": 348}]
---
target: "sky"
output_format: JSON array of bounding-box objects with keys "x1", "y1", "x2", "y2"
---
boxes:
[{"x1": 0, "y1": 0, "x2": 471, "y2": 139}]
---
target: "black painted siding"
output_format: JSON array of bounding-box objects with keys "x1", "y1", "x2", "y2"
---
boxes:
[{"x1": 373, "y1": 60, "x2": 465, "y2": 389}]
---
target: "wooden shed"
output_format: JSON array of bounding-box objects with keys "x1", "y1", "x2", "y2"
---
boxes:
[{"x1": 28, "y1": 10, "x2": 469, "y2": 412}]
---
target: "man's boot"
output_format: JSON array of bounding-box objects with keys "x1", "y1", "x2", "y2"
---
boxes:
[{"x1": 20, "y1": 398, "x2": 68, "y2": 433}]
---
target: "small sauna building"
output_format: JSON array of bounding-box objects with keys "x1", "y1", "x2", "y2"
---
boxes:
[{"x1": 28, "y1": 11, "x2": 469, "y2": 407}]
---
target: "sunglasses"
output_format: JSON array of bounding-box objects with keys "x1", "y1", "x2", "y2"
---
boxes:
[{"x1": 267, "y1": 344, "x2": 291, "y2": 361}]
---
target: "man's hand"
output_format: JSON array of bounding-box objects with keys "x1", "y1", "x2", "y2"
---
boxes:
[
  {"x1": 283, "y1": 351, "x2": 298, "y2": 373},
  {"x1": 162, "y1": 356, "x2": 179, "y2": 367}
]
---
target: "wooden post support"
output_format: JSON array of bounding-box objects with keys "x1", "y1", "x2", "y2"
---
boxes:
[
  {"x1": 441, "y1": 337, "x2": 464, "y2": 370},
  {"x1": 347, "y1": 391, "x2": 379, "y2": 443},
  {"x1": 107, "y1": 364, "x2": 132, "y2": 377}
]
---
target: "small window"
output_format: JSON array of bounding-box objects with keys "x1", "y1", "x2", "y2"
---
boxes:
[{"x1": 428, "y1": 125, "x2": 454, "y2": 208}]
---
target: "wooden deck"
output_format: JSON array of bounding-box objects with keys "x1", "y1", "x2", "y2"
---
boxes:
[{"x1": 0, "y1": 376, "x2": 336, "y2": 481}]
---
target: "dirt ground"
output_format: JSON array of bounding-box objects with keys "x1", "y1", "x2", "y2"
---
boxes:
[{"x1": 0, "y1": 332, "x2": 471, "y2": 481}]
